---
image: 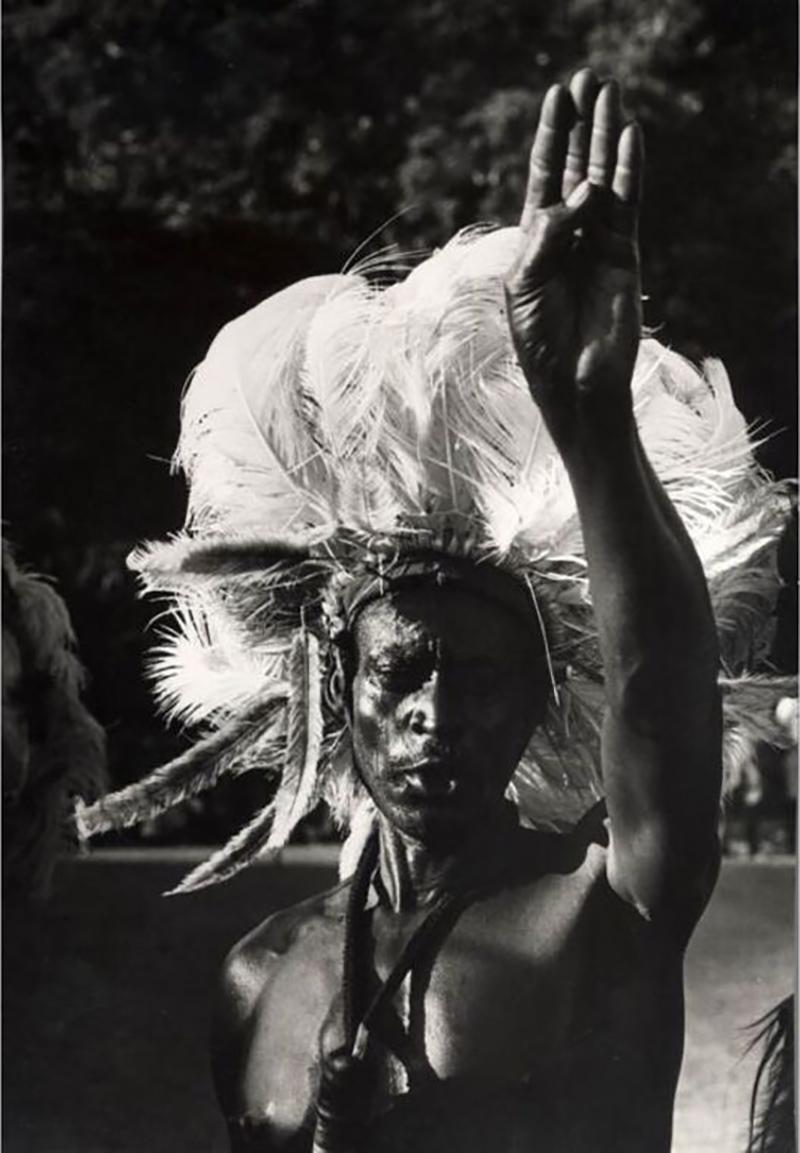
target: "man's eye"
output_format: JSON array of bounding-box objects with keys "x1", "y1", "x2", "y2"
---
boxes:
[{"x1": 370, "y1": 658, "x2": 430, "y2": 689}]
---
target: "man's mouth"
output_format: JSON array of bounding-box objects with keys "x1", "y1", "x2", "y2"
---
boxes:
[{"x1": 394, "y1": 760, "x2": 459, "y2": 798}]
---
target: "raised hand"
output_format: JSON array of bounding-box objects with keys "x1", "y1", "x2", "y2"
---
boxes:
[{"x1": 504, "y1": 69, "x2": 643, "y2": 452}]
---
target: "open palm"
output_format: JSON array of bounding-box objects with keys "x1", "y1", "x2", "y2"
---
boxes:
[{"x1": 505, "y1": 70, "x2": 644, "y2": 450}]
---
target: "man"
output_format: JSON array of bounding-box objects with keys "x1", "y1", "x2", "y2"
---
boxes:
[
  {"x1": 215, "y1": 70, "x2": 722, "y2": 1153},
  {"x1": 76, "y1": 69, "x2": 789, "y2": 1152}
]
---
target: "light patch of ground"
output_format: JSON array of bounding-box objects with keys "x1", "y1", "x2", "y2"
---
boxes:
[{"x1": 673, "y1": 859, "x2": 795, "y2": 1153}]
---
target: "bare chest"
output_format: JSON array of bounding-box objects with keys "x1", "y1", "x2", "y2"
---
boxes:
[{"x1": 235, "y1": 860, "x2": 675, "y2": 1145}]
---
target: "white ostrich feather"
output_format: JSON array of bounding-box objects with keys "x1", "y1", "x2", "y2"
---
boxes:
[
  {"x1": 169, "y1": 229, "x2": 786, "y2": 584},
  {"x1": 146, "y1": 600, "x2": 288, "y2": 727},
  {"x1": 3, "y1": 543, "x2": 108, "y2": 898},
  {"x1": 176, "y1": 276, "x2": 350, "y2": 539},
  {"x1": 266, "y1": 629, "x2": 324, "y2": 850},
  {"x1": 129, "y1": 534, "x2": 314, "y2": 586},
  {"x1": 167, "y1": 800, "x2": 279, "y2": 895},
  {"x1": 75, "y1": 695, "x2": 285, "y2": 841},
  {"x1": 303, "y1": 277, "x2": 387, "y2": 463}
]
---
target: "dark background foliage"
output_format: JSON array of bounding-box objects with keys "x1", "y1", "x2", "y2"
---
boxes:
[{"x1": 3, "y1": 0, "x2": 796, "y2": 833}]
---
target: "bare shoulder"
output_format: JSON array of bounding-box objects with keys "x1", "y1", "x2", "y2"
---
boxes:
[
  {"x1": 211, "y1": 876, "x2": 350, "y2": 1114},
  {"x1": 515, "y1": 802, "x2": 611, "y2": 887},
  {"x1": 217, "y1": 876, "x2": 350, "y2": 1030},
  {"x1": 516, "y1": 801, "x2": 718, "y2": 949},
  {"x1": 515, "y1": 806, "x2": 665, "y2": 934}
]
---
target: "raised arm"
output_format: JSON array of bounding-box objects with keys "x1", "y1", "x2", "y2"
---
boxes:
[{"x1": 505, "y1": 69, "x2": 722, "y2": 937}]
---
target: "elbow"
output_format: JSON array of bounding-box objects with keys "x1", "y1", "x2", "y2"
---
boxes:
[{"x1": 608, "y1": 820, "x2": 722, "y2": 937}]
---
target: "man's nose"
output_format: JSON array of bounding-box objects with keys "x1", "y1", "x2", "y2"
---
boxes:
[{"x1": 403, "y1": 671, "x2": 452, "y2": 738}]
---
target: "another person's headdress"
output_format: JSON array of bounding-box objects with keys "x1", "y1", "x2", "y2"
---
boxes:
[
  {"x1": 3, "y1": 542, "x2": 107, "y2": 899},
  {"x1": 74, "y1": 227, "x2": 794, "y2": 891}
]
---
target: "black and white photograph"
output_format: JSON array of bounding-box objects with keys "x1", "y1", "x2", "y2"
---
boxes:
[{"x1": 3, "y1": 3, "x2": 797, "y2": 1151}]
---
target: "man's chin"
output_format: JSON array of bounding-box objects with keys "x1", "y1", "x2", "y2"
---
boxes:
[{"x1": 377, "y1": 794, "x2": 482, "y2": 846}]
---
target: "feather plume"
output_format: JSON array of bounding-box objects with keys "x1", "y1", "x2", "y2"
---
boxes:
[
  {"x1": 176, "y1": 276, "x2": 352, "y2": 539},
  {"x1": 513, "y1": 678, "x2": 605, "y2": 830},
  {"x1": 163, "y1": 228, "x2": 789, "y2": 604},
  {"x1": 303, "y1": 277, "x2": 386, "y2": 462},
  {"x1": 266, "y1": 629, "x2": 324, "y2": 849},
  {"x1": 166, "y1": 800, "x2": 278, "y2": 895},
  {"x1": 145, "y1": 601, "x2": 289, "y2": 727},
  {"x1": 73, "y1": 695, "x2": 286, "y2": 839},
  {"x1": 719, "y1": 675, "x2": 798, "y2": 747},
  {"x1": 77, "y1": 226, "x2": 794, "y2": 880},
  {"x1": 129, "y1": 535, "x2": 312, "y2": 582},
  {"x1": 3, "y1": 543, "x2": 108, "y2": 898},
  {"x1": 164, "y1": 632, "x2": 329, "y2": 894}
]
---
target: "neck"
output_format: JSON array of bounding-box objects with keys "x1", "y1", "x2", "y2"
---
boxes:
[{"x1": 375, "y1": 803, "x2": 519, "y2": 913}]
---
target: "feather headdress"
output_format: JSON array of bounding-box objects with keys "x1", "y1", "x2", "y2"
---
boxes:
[
  {"x1": 3, "y1": 542, "x2": 107, "y2": 899},
  {"x1": 74, "y1": 227, "x2": 793, "y2": 891}
]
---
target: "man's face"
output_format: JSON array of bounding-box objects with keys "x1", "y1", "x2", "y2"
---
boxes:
[{"x1": 347, "y1": 583, "x2": 545, "y2": 845}]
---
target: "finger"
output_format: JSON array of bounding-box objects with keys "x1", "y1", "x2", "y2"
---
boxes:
[
  {"x1": 562, "y1": 68, "x2": 600, "y2": 200},
  {"x1": 611, "y1": 121, "x2": 643, "y2": 207},
  {"x1": 511, "y1": 180, "x2": 598, "y2": 291},
  {"x1": 611, "y1": 122, "x2": 643, "y2": 238},
  {"x1": 587, "y1": 80, "x2": 622, "y2": 189},
  {"x1": 520, "y1": 85, "x2": 574, "y2": 227}
]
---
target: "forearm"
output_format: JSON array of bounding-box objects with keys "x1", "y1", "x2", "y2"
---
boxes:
[
  {"x1": 506, "y1": 68, "x2": 723, "y2": 929},
  {"x1": 563, "y1": 408, "x2": 719, "y2": 721},
  {"x1": 562, "y1": 402, "x2": 723, "y2": 925}
]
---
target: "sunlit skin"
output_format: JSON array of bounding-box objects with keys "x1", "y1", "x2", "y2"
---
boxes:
[{"x1": 212, "y1": 68, "x2": 722, "y2": 1153}]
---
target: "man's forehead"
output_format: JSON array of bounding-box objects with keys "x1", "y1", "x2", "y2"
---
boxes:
[
  {"x1": 354, "y1": 597, "x2": 433, "y2": 654},
  {"x1": 353, "y1": 584, "x2": 538, "y2": 656}
]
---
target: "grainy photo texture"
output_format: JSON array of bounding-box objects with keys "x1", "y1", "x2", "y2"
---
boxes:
[{"x1": 3, "y1": 5, "x2": 797, "y2": 1153}]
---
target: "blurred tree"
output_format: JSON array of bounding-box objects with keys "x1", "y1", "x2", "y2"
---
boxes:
[
  {"x1": 5, "y1": 0, "x2": 795, "y2": 459},
  {"x1": 3, "y1": 0, "x2": 796, "y2": 822}
]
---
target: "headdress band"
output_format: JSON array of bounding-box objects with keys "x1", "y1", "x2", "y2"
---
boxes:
[{"x1": 337, "y1": 552, "x2": 545, "y2": 643}]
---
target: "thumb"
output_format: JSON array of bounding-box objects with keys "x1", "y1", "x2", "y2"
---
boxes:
[
  {"x1": 539, "y1": 180, "x2": 599, "y2": 246},
  {"x1": 565, "y1": 177, "x2": 594, "y2": 213},
  {"x1": 512, "y1": 181, "x2": 598, "y2": 289},
  {"x1": 563, "y1": 178, "x2": 608, "y2": 229}
]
